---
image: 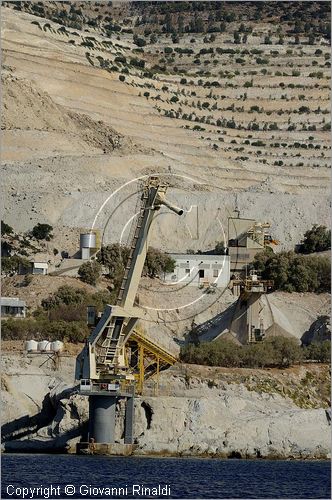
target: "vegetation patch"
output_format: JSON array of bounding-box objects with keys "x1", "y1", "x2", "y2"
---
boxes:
[{"x1": 180, "y1": 336, "x2": 331, "y2": 369}]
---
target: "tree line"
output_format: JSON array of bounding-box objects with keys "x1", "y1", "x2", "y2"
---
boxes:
[{"x1": 180, "y1": 336, "x2": 331, "y2": 368}]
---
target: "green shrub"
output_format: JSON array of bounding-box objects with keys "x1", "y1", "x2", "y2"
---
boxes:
[
  {"x1": 130, "y1": 57, "x2": 145, "y2": 69},
  {"x1": 97, "y1": 243, "x2": 174, "y2": 284},
  {"x1": 144, "y1": 247, "x2": 175, "y2": 277},
  {"x1": 266, "y1": 336, "x2": 302, "y2": 367},
  {"x1": 252, "y1": 249, "x2": 330, "y2": 292},
  {"x1": 233, "y1": 31, "x2": 241, "y2": 44},
  {"x1": 1, "y1": 221, "x2": 13, "y2": 235},
  {"x1": 97, "y1": 243, "x2": 129, "y2": 290},
  {"x1": 133, "y1": 35, "x2": 146, "y2": 47},
  {"x1": 1, "y1": 256, "x2": 30, "y2": 275},
  {"x1": 299, "y1": 105, "x2": 310, "y2": 113},
  {"x1": 31, "y1": 223, "x2": 53, "y2": 241},
  {"x1": 78, "y1": 261, "x2": 102, "y2": 286},
  {"x1": 304, "y1": 341, "x2": 331, "y2": 363},
  {"x1": 256, "y1": 57, "x2": 269, "y2": 64},
  {"x1": 41, "y1": 286, "x2": 114, "y2": 323},
  {"x1": 22, "y1": 274, "x2": 33, "y2": 287},
  {"x1": 114, "y1": 55, "x2": 126, "y2": 64},
  {"x1": 214, "y1": 241, "x2": 226, "y2": 255},
  {"x1": 2, "y1": 318, "x2": 89, "y2": 343},
  {"x1": 180, "y1": 336, "x2": 304, "y2": 368},
  {"x1": 297, "y1": 225, "x2": 331, "y2": 254},
  {"x1": 42, "y1": 285, "x2": 87, "y2": 309}
]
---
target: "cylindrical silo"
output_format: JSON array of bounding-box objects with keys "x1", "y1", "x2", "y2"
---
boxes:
[
  {"x1": 88, "y1": 396, "x2": 116, "y2": 443},
  {"x1": 80, "y1": 233, "x2": 96, "y2": 250},
  {"x1": 80, "y1": 233, "x2": 97, "y2": 260}
]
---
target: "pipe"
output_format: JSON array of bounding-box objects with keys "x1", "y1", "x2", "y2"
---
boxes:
[{"x1": 155, "y1": 192, "x2": 184, "y2": 216}]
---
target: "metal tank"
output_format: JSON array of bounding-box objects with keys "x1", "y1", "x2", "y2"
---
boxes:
[
  {"x1": 38, "y1": 340, "x2": 51, "y2": 352},
  {"x1": 80, "y1": 233, "x2": 96, "y2": 250},
  {"x1": 51, "y1": 340, "x2": 64, "y2": 352},
  {"x1": 25, "y1": 340, "x2": 38, "y2": 352},
  {"x1": 80, "y1": 233, "x2": 97, "y2": 260}
]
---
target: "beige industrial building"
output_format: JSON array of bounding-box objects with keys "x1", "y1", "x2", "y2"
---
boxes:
[{"x1": 228, "y1": 216, "x2": 278, "y2": 273}]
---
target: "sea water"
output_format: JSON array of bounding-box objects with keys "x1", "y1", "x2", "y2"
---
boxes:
[{"x1": 1, "y1": 454, "x2": 330, "y2": 499}]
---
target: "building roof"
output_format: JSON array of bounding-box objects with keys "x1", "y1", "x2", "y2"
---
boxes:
[
  {"x1": 168, "y1": 253, "x2": 229, "y2": 261},
  {"x1": 1, "y1": 297, "x2": 26, "y2": 307},
  {"x1": 32, "y1": 262, "x2": 48, "y2": 269}
]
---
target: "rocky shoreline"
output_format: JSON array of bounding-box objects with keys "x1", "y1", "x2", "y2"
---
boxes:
[{"x1": 2, "y1": 353, "x2": 330, "y2": 460}]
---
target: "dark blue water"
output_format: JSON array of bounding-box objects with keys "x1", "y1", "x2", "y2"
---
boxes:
[{"x1": 1, "y1": 455, "x2": 330, "y2": 499}]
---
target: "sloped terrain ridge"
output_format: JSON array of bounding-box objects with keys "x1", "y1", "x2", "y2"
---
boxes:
[{"x1": 1, "y1": 2, "x2": 330, "y2": 250}]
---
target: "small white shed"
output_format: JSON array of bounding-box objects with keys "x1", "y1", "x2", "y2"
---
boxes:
[{"x1": 32, "y1": 262, "x2": 48, "y2": 275}]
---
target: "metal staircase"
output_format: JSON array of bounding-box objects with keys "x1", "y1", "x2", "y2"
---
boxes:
[{"x1": 96, "y1": 318, "x2": 125, "y2": 368}]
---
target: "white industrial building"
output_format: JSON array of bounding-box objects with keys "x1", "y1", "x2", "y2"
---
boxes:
[{"x1": 163, "y1": 254, "x2": 230, "y2": 287}]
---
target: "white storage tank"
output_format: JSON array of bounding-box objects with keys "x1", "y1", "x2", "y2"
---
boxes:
[
  {"x1": 38, "y1": 340, "x2": 51, "y2": 352},
  {"x1": 51, "y1": 340, "x2": 64, "y2": 352},
  {"x1": 80, "y1": 232, "x2": 97, "y2": 260},
  {"x1": 44, "y1": 341, "x2": 52, "y2": 351},
  {"x1": 25, "y1": 340, "x2": 38, "y2": 352},
  {"x1": 80, "y1": 233, "x2": 96, "y2": 250}
]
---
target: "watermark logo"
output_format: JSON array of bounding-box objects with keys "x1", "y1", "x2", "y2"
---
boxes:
[
  {"x1": 91, "y1": 173, "x2": 235, "y2": 322},
  {"x1": 5, "y1": 483, "x2": 171, "y2": 498}
]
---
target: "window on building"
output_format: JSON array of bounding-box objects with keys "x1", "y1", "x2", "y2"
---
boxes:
[
  {"x1": 213, "y1": 269, "x2": 219, "y2": 278},
  {"x1": 185, "y1": 268, "x2": 190, "y2": 275},
  {"x1": 199, "y1": 269, "x2": 205, "y2": 278}
]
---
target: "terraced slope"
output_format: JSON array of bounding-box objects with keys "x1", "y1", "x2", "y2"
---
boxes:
[{"x1": 1, "y1": 2, "x2": 330, "y2": 252}]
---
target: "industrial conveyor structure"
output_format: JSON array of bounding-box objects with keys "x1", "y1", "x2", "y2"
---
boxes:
[
  {"x1": 75, "y1": 176, "x2": 183, "y2": 455},
  {"x1": 231, "y1": 271, "x2": 274, "y2": 344},
  {"x1": 128, "y1": 328, "x2": 177, "y2": 395}
]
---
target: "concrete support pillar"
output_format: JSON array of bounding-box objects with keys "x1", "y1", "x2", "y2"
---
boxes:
[
  {"x1": 124, "y1": 396, "x2": 134, "y2": 445},
  {"x1": 89, "y1": 395, "x2": 116, "y2": 444}
]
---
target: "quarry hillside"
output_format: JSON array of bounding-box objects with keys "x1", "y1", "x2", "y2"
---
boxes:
[
  {"x1": 1, "y1": 1, "x2": 331, "y2": 459},
  {"x1": 1, "y1": 1, "x2": 330, "y2": 255}
]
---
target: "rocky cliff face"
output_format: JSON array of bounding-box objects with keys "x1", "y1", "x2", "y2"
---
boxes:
[{"x1": 1, "y1": 353, "x2": 330, "y2": 459}]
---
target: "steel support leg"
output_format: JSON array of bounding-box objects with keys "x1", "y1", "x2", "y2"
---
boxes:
[
  {"x1": 124, "y1": 396, "x2": 135, "y2": 444},
  {"x1": 88, "y1": 395, "x2": 116, "y2": 444}
]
